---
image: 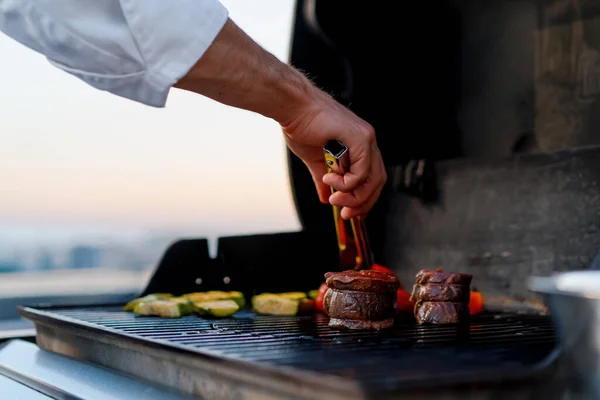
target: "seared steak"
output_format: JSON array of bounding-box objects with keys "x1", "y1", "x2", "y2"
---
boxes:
[
  {"x1": 414, "y1": 301, "x2": 469, "y2": 324},
  {"x1": 329, "y1": 317, "x2": 395, "y2": 330},
  {"x1": 410, "y1": 283, "x2": 470, "y2": 303},
  {"x1": 324, "y1": 289, "x2": 396, "y2": 321},
  {"x1": 324, "y1": 270, "x2": 399, "y2": 330},
  {"x1": 415, "y1": 269, "x2": 472, "y2": 286},
  {"x1": 325, "y1": 270, "x2": 400, "y2": 293},
  {"x1": 411, "y1": 268, "x2": 473, "y2": 324}
]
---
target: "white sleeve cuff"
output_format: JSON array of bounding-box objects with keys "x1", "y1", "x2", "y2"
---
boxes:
[
  {"x1": 0, "y1": 0, "x2": 229, "y2": 108},
  {"x1": 119, "y1": 0, "x2": 229, "y2": 107}
]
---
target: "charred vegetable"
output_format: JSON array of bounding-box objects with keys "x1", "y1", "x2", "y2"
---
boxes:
[
  {"x1": 134, "y1": 298, "x2": 194, "y2": 318},
  {"x1": 123, "y1": 293, "x2": 173, "y2": 311},
  {"x1": 251, "y1": 294, "x2": 300, "y2": 316},
  {"x1": 182, "y1": 291, "x2": 246, "y2": 308},
  {"x1": 195, "y1": 299, "x2": 240, "y2": 317}
]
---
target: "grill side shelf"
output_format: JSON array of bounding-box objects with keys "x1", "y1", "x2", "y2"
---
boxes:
[{"x1": 18, "y1": 305, "x2": 561, "y2": 400}]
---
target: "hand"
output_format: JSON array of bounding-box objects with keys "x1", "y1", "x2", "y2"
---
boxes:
[
  {"x1": 281, "y1": 90, "x2": 386, "y2": 220},
  {"x1": 173, "y1": 18, "x2": 385, "y2": 218}
]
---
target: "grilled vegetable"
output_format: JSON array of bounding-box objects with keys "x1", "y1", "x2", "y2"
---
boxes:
[
  {"x1": 469, "y1": 291, "x2": 484, "y2": 315},
  {"x1": 195, "y1": 300, "x2": 240, "y2": 317},
  {"x1": 278, "y1": 292, "x2": 307, "y2": 301},
  {"x1": 183, "y1": 291, "x2": 246, "y2": 308},
  {"x1": 298, "y1": 298, "x2": 316, "y2": 314},
  {"x1": 252, "y1": 294, "x2": 300, "y2": 316},
  {"x1": 123, "y1": 293, "x2": 173, "y2": 311},
  {"x1": 396, "y1": 288, "x2": 414, "y2": 314},
  {"x1": 134, "y1": 298, "x2": 194, "y2": 318},
  {"x1": 206, "y1": 291, "x2": 246, "y2": 308},
  {"x1": 315, "y1": 283, "x2": 329, "y2": 315}
]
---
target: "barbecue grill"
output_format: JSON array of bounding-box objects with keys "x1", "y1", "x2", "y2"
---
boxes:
[
  {"x1": 18, "y1": 304, "x2": 559, "y2": 400},
  {"x1": 4, "y1": 0, "x2": 600, "y2": 398},
  {"x1": 6, "y1": 232, "x2": 564, "y2": 399}
]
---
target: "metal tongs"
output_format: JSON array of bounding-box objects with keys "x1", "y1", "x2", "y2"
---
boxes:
[{"x1": 323, "y1": 140, "x2": 375, "y2": 271}]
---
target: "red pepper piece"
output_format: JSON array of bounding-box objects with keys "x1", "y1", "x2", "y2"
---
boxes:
[
  {"x1": 315, "y1": 282, "x2": 329, "y2": 315},
  {"x1": 469, "y1": 291, "x2": 484, "y2": 315}
]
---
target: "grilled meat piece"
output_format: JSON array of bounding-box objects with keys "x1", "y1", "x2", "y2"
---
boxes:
[
  {"x1": 325, "y1": 269, "x2": 400, "y2": 293},
  {"x1": 324, "y1": 289, "x2": 396, "y2": 321},
  {"x1": 329, "y1": 317, "x2": 395, "y2": 330},
  {"x1": 414, "y1": 301, "x2": 469, "y2": 324},
  {"x1": 410, "y1": 283, "x2": 470, "y2": 303},
  {"x1": 415, "y1": 269, "x2": 472, "y2": 286},
  {"x1": 324, "y1": 270, "x2": 399, "y2": 330}
]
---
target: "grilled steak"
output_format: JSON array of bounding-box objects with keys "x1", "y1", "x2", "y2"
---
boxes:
[
  {"x1": 410, "y1": 283, "x2": 470, "y2": 303},
  {"x1": 414, "y1": 301, "x2": 469, "y2": 324},
  {"x1": 415, "y1": 269, "x2": 472, "y2": 286},
  {"x1": 411, "y1": 268, "x2": 472, "y2": 324},
  {"x1": 324, "y1": 289, "x2": 396, "y2": 321},
  {"x1": 329, "y1": 317, "x2": 395, "y2": 330},
  {"x1": 324, "y1": 270, "x2": 399, "y2": 330},
  {"x1": 325, "y1": 269, "x2": 400, "y2": 293}
]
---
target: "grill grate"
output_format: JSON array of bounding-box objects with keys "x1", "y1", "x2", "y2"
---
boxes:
[{"x1": 22, "y1": 305, "x2": 558, "y2": 395}]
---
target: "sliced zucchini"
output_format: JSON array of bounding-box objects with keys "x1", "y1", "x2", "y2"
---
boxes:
[
  {"x1": 278, "y1": 292, "x2": 307, "y2": 301},
  {"x1": 123, "y1": 293, "x2": 172, "y2": 311},
  {"x1": 133, "y1": 299, "x2": 193, "y2": 318},
  {"x1": 170, "y1": 297, "x2": 195, "y2": 315},
  {"x1": 205, "y1": 291, "x2": 246, "y2": 308},
  {"x1": 252, "y1": 294, "x2": 299, "y2": 316},
  {"x1": 196, "y1": 299, "x2": 240, "y2": 317},
  {"x1": 184, "y1": 291, "x2": 246, "y2": 308}
]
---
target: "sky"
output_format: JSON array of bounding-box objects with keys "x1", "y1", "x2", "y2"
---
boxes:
[{"x1": 0, "y1": 0, "x2": 302, "y2": 245}]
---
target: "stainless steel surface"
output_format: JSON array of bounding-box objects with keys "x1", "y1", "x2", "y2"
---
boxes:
[
  {"x1": 530, "y1": 271, "x2": 600, "y2": 399},
  {"x1": 0, "y1": 374, "x2": 53, "y2": 400},
  {"x1": 0, "y1": 339, "x2": 192, "y2": 400}
]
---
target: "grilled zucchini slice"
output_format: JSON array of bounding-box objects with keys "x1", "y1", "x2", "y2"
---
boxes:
[
  {"x1": 195, "y1": 299, "x2": 240, "y2": 317},
  {"x1": 133, "y1": 298, "x2": 193, "y2": 318},
  {"x1": 251, "y1": 294, "x2": 299, "y2": 316},
  {"x1": 123, "y1": 293, "x2": 173, "y2": 311}
]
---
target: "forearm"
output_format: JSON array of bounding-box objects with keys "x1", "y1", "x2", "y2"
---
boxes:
[{"x1": 174, "y1": 18, "x2": 316, "y2": 126}]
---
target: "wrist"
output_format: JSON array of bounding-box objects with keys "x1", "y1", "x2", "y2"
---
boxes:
[{"x1": 265, "y1": 65, "x2": 319, "y2": 127}]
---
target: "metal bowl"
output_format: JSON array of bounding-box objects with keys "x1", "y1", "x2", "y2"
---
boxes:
[{"x1": 529, "y1": 271, "x2": 600, "y2": 398}]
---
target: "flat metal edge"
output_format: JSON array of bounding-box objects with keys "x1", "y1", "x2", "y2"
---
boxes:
[
  {"x1": 0, "y1": 339, "x2": 190, "y2": 400},
  {"x1": 0, "y1": 328, "x2": 36, "y2": 340},
  {"x1": 0, "y1": 372, "x2": 53, "y2": 400},
  {"x1": 20, "y1": 306, "x2": 363, "y2": 400}
]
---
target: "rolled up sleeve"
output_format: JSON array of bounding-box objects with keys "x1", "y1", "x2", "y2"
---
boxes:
[{"x1": 0, "y1": 0, "x2": 229, "y2": 107}]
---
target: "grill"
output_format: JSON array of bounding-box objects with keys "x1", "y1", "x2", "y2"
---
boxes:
[{"x1": 20, "y1": 304, "x2": 560, "y2": 400}]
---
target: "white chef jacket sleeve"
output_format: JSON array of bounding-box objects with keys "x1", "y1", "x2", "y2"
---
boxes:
[{"x1": 0, "y1": 0, "x2": 229, "y2": 107}]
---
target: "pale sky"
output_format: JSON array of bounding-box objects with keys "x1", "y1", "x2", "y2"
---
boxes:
[{"x1": 0, "y1": 0, "x2": 302, "y2": 240}]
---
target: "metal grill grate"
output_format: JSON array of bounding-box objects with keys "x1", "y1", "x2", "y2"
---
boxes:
[{"x1": 21, "y1": 305, "x2": 558, "y2": 396}]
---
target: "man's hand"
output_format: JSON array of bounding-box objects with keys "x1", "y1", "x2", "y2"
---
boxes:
[
  {"x1": 281, "y1": 90, "x2": 386, "y2": 220},
  {"x1": 175, "y1": 18, "x2": 386, "y2": 219}
]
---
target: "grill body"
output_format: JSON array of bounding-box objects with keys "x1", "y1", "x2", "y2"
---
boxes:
[{"x1": 20, "y1": 305, "x2": 562, "y2": 399}]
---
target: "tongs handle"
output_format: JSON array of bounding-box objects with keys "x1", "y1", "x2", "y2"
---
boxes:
[{"x1": 323, "y1": 140, "x2": 375, "y2": 270}]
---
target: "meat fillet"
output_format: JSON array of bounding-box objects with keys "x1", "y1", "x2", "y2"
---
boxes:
[
  {"x1": 410, "y1": 283, "x2": 470, "y2": 303},
  {"x1": 415, "y1": 269, "x2": 472, "y2": 286},
  {"x1": 414, "y1": 301, "x2": 469, "y2": 325},
  {"x1": 324, "y1": 269, "x2": 399, "y2": 330}
]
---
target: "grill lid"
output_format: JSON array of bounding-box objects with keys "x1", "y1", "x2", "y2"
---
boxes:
[{"x1": 20, "y1": 305, "x2": 559, "y2": 399}]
